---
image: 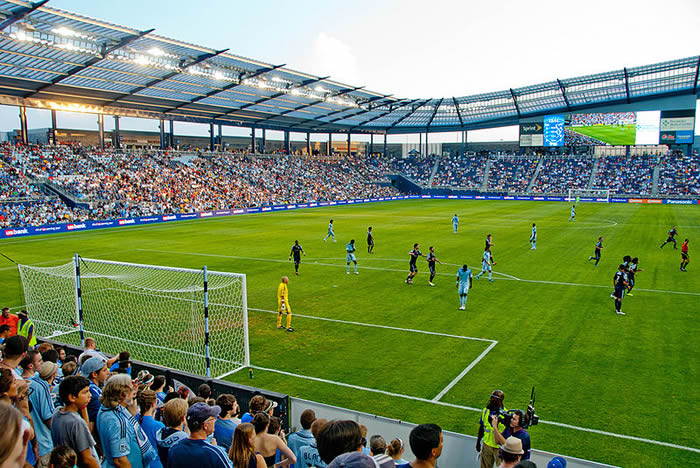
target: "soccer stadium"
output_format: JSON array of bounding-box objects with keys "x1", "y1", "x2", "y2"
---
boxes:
[{"x1": 0, "y1": 1, "x2": 698, "y2": 467}]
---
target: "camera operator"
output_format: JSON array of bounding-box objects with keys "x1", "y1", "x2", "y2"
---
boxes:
[
  {"x1": 490, "y1": 409, "x2": 531, "y2": 460},
  {"x1": 476, "y1": 390, "x2": 506, "y2": 468}
]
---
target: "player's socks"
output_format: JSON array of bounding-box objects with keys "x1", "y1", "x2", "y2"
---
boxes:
[{"x1": 488, "y1": 272, "x2": 492, "y2": 281}]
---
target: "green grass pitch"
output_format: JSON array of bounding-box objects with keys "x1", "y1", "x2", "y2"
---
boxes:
[
  {"x1": 1, "y1": 200, "x2": 698, "y2": 466},
  {"x1": 569, "y1": 124, "x2": 636, "y2": 146}
]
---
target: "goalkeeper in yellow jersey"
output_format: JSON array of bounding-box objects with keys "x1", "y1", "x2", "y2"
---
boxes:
[{"x1": 277, "y1": 276, "x2": 294, "y2": 332}]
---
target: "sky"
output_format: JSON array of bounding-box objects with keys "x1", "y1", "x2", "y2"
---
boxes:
[{"x1": 1, "y1": 0, "x2": 699, "y2": 143}]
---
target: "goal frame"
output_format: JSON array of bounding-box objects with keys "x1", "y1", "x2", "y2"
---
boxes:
[{"x1": 20, "y1": 255, "x2": 249, "y2": 379}]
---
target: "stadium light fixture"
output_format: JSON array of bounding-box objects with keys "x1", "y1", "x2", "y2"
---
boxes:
[{"x1": 52, "y1": 26, "x2": 76, "y2": 37}]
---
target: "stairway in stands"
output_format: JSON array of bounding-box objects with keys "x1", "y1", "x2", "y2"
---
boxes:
[
  {"x1": 525, "y1": 158, "x2": 545, "y2": 193},
  {"x1": 427, "y1": 155, "x2": 442, "y2": 187},
  {"x1": 651, "y1": 164, "x2": 661, "y2": 196},
  {"x1": 480, "y1": 159, "x2": 493, "y2": 191},
  {"x1": 586, "y1": 157, "x2": 602, "y2": 189}
]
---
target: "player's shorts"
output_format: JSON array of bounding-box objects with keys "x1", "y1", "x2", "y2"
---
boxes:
[
  {"x1": 428, "y1": 264, "x2": 436, "y2": 275},
  {"x1": 530, "y1": 237, "x2": 536, "y2": 242},
  {"x1": 367, "y1": 239, "x2": 374, "y2": 246},
  {"x1": 293, "y1": 256, "x2": 301, "y2": 264},
  {"x1": 279, "y1": 300, "x2": 290, "y2": 313},
  {"x1": 628, "y1": 275, "x2": 635, "y2": 287},
  {"x1": 593, "y1": 250, "x2": 601, "y2": 258},
  {"x1": 482, "y1": 261, "x2": 491, "y2": 272},
  {"x1": 458, "y1": 283, "x2": 469, "y2": 295},
  {"x1": 347, "y1": 253, "x2": 356, "y2": 262},
  {"x1": 328, "y1": 230, "x2": 335, "y2": 236},
  {"x1": 409, "y1": 262, "x2": 418, "y2": 273},
  {"x1": 613, "y1": 286, "x2": 624, "y2": 299},
  {"x1": 682, "y1": 252, "x2": 689, "y2": 260},
  {"x1": 667, "y1": 236, "x2": 676, "y2": 243}
]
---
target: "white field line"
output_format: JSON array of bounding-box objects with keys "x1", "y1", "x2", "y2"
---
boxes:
[
  {"x1": 249, "y1": 307, "x2": 495, "y2": 343},
  {"x1": 432, "y1": 340, "x2": 499, "y2": 401},
  {"x1": 242, "y1": 364, "x2": 698, "y2": 454},
  {"x1": 137, "y1": 248, "x2": 700, "y2": 297}
]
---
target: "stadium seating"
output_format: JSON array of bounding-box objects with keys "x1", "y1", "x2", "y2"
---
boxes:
[
  {"x1": 486, "y1": 156, "x2": 538, "y2": 192},
  {"x1": 657, "y1": 152, "x2": 700, "y2": 197},
  {"x1": 386, "y1": 154, "x2": 436, "y2": 185},
  {"x1": 431, "y1": 155, "x2": 487, "y2": 188},
  {"x1": 531, "y1": 156, "x2": 595, "y2": 194},
  {"x1": 592, "y1": 155, "x2": 655, "y2": 196}
]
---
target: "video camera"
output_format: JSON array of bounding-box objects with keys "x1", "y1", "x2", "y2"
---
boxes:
[{"x1": 497, "y1": 387, "x2": 539, "y2": 429}]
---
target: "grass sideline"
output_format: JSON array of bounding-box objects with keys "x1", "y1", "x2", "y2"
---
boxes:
[
  {"x1": 2, "y1": 199, "x2": 698, "y2": 466},
  {"x1": 569, "y1": 124, "x2": 636, "y2": 146}
]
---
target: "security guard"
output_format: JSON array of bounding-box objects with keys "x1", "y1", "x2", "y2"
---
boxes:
[
  {"x1": 476, "y1": 390, "x2": 507, "y2": 468},
  {"x1": 17, "y1": 310, "x2": 36, "y2": 347}
]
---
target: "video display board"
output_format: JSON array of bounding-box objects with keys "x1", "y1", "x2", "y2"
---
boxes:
[
  {"x1": 519, "y1": 109, "x2": 695, "y2": 147},
  {"x1": 660, "y1": 110, "x2": 695, "y2": 144}
]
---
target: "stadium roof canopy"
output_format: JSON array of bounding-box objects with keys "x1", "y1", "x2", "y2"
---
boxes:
[{"x1": 0, "y1": 0, "x2": 698, "y2": 135}]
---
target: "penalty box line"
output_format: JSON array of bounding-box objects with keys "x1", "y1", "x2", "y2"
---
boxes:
[
  {"x1": 137, "y1": 248, "x2": 700, "y2": 297},
  {"x1": 249, "y1": 306, "x2": 497, "y2": 402}
]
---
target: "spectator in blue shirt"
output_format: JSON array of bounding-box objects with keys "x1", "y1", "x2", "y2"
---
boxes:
[
  {"x1": 81, "y1": 355, "x2": 109, "y2": 436},
  {"x1": 166, "y1": 402, "x2": 232, "y2": 468},
  {"x1": 287, "y1": 409, "x2": 316, "y2": 468},
  {"x1": 29, "y1": 361, "x2": 58, "y2": 467},
  {"x1": 299, "y1": 418, "x2": 328, "y2": 468},
  {"x1": 138, "y1": 389, "x2": 165, "y2": 468},
  {"x1": 97, "y1": 374, "x2": 157, "y2": 468},
  {"x1": 214, "y1": 394, "x2": 239, "y2": 453}
]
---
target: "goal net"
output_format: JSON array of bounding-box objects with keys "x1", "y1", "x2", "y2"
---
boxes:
[
  {"x1": 17, "y1": 257, "x2": 249, "y2": 378},
  {"x1": 567, "y1": 188, "x2": 611, "y2": 203}
]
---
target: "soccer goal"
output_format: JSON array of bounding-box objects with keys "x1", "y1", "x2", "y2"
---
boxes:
[
  {"x1": 17, "y1": 255, "x2": 249, "y2": 378},
  {"x1": 567, "y1": 188, "x2": 612, "y2": 203}
]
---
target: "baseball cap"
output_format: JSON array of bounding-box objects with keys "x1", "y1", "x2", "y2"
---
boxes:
[
  {"x1": 264, "y1": 398, "x2": 279, "y2": 412},
  {"x1": 39, "y1": 361, "x2": 58, "y2": 380},
  {"x1": 81, "y1": 356, "x2": 107, "y2": 378},
  {"x1": 501, "y1": 436, "x2": 524, "y2": 455},
  {"x1": 186, "y1": 402, "x2": 221, "y2": 427},
  {"x1": 2, "y1": 335, "x2": 29, "y2": 357},
  {"x1": 327, "y1": 452, "x2": 378, "y2": 468},
  {"x1": 547, "y1": 456, "x2": 567, "y2": 468}
]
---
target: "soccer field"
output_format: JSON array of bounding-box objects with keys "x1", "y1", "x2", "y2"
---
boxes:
[
  {"x1": 2, "y1": 200, "x2": 698, "y2": 466},
  {"x1": 569, "y1": 124, "x2": 636, "y2": 146}
]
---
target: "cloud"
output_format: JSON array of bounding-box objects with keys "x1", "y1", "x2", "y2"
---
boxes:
[{"x1": 306, "y1": 32, "x2": 361, "y2": 86}]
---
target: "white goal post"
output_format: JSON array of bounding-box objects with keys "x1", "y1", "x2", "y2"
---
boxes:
[
  {"x1": 567, "y1": 188, "x2": 612, "y2": 203},
  {"x1": 17, "y1": 255, "x2": 249, "y2": 378}
]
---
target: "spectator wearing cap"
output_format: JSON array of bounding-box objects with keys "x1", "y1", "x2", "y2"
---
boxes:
[
  {"x1": 81, "y1": 355, "x2": 109, "y2": 434},
  {"x1": 396, "y1": 423, "x2": 443, "y2": 468},
  {"x1": 155, "y1": 398, "x2": 189, "y2": 466},
  {"x1": 214, "y1": 394, "x2": 240, "y2": 453},
  {"x1": 0, "y1": 335, "x2": 29, "y2": 380},
  {"x1": 97, "y1": 373, "x2": 157, "y2": 468},
  {"x1": 0, "y1": 324, "x2": 12, "y2": 343},
  {"x1": 0, "y1": 306, "x2": 19, "y2": 337},
  {"x1": 386, "y1": 438, "x2": 409, "y2": 465},
  {"x1": 299, "y1": 418, "x2": 328, "y2": 468},
  {"x1": 252, "y1": 412, "x2": 296, "y2": 467},
  {"x1": 16, "y1": 310, "x2": 36, "y2": 348},
  {"x1": 497, "y1": 437, "x2": 523, "y2": 468},
  {"x1": 30, "y1": 361, "x2": 58, "y2": 467},
  {"x1": 51, "y1": 375, "x2": 100, "y2": 468},
  {"x1": 546, "y1": 456, "x2": 567, "y2": 468},
  {"x1": 166, "y1": 402, "x2": 232, "y2": 468},
  {"x1": 287, "y1": 408, "x2": 316, "y2": 468}
]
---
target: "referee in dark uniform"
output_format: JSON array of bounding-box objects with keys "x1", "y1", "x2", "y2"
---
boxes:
[{"x1": 289, "y1": 240, "x2": 305, "y2": 275}]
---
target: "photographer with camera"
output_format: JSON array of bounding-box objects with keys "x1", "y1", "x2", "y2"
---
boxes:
[
  {"x1": 490, "y1": 409, "x2": 531, "y2": 461},
  {"x1": 476, "y1": 390, "x2": 506, "y2": 468}
]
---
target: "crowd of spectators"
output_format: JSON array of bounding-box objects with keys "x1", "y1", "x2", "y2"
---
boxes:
[
  {"x1": 593, "y1": 155, "x2": 655, "y2": 195},
  {"x1": 486, "y1": 157, "x2": 538, "y2": 192},
  {"x1": 431, "y1": 155, "x2": 487, "y2": 188},
  {"x1": 531, "y1": 156, "x2": 595, "y2": 194},
  {"x1": 657, "y1": 152, "x2": 700, "y2": 197},
  {"x1": 385, "y1": 154, "x2": 436, "y2": 185}
]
